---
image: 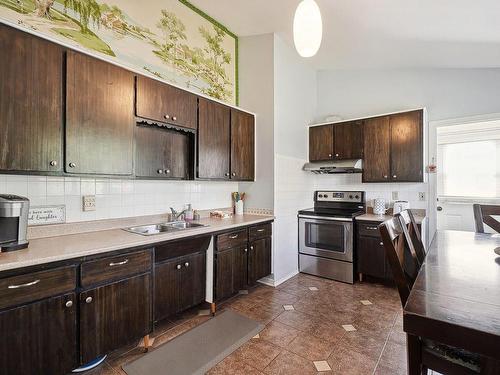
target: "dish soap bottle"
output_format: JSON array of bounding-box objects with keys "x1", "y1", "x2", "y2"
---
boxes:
[{"x1": 184, "y1": 203, "x2": 194, "y2": 221}]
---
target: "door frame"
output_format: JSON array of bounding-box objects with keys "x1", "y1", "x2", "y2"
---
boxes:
[{"x1": 429, "y1": 112, "x2": 500, "y2": 237}]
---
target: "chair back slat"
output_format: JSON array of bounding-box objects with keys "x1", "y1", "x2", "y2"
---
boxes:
[
  {"x1": 397, "y1": 210, "x2": 426, "y2": 264},
  {"x1": 474, "y1": 204, "x2": 500, "y2": 233},
  {"x1": 379, "y1": 216, "x2": 422, "y2": 308}
]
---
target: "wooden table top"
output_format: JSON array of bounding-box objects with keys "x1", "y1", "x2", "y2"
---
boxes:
[{"x1": 404, "y1": 230, "x2": 500, "y2": 360}]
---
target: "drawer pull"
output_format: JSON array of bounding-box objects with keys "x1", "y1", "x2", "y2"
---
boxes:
[
  {"x1": 229, "y1": 234, "x2": 238, "y2": 239},
  {"x1": 380, "y1": 242, "x2": 384, "y2": 246},
  {"x1": 8, "y1": 279, "x2": 40, "y2": 289},
  {"x1": 366, "y1": 226, "x2": 377, "y2": 230},
  {"x1": 85, "y1": 296, "x2": 92, "y2": 304},
  {"x1": 65, "y1": 300, "x2": 73, "y2": 308},
  {"x1": 257, "y1": 229, "x2": 265, "y2": 232},
  {"x1": 109, "y1": 259, "x2": 129, "y2": 267}
]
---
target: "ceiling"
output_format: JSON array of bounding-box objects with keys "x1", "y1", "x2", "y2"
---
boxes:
[{"x1": 189, "y1": 0, "x2": 500, "y2": 69}]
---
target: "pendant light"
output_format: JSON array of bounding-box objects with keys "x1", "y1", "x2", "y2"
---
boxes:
[{"x1": 293, "y1": 0, "x2": 323, "y2": 57}]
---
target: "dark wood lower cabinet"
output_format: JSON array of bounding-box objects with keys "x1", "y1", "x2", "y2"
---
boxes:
[
  {"x1": 80, "y1": 274, "x2": 151, "y2": 363},
  {"x1": 154, "y1": 252, "x2": 206, "y2": 322},
  {"x1": 215, "y1": 245, "x2": 248, "y2": 301},
  {"x1": 357, "y1": 235, "x2": 387, "y2": 279},
  {"x1": 0, "y1": 293, "x2": 77, "y2": 375},
  {"x1": 248, "y1": 237, "x2": 272, "y2": 286}
]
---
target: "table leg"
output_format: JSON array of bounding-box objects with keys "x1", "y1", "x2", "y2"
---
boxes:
[{"x1": 407, "y1": 334, "x2": 423, "y2": 375}]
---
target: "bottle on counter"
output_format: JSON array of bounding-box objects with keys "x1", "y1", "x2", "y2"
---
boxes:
[{"x1": 184, "y1": 203, "x2": 194, "y2": 221}]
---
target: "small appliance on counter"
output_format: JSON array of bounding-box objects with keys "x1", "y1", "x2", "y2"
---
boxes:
[
  {"x1": 0, "y1": 194, "x2": 30, "y2": 252},
  {"x1": 393, "y1": 200, "x2": 410, "y2": 215},
  {"x1": 298, "y1": 191, "x2": 365, "y2": 284}
]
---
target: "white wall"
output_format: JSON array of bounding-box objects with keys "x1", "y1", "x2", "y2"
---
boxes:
[
  {"x1": 238, "y1": 34, "x2": 275, "y2": 211},
  {"x1": 273, "y1": 34, "x2": 317, "y2": 284},
  {"x1": 0, "y1": 175, "x2": 237, "y2": 223}
]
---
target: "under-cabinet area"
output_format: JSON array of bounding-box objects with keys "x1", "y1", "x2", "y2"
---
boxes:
[
  {"x1": 0, "y1": 218, "x2": 272, "y2": 375},
  {"x1": 0, "y1": 24, "x2": 255, "y2": 181}
]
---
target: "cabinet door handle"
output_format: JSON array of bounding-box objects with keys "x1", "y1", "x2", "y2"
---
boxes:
[
  {"x1": 65, "y1": 300, "x2": 73, "y2": 308},
  {"x1": 250, "y1": 246, "x2": 254, "y2": 250},
  {"x1": 335, "y1": 153, "x2": 339, "y2": 157},
  {"x1": 176, "y1": 264, "x2": 182, "y2": 270},
  {"x1": 383, "y1": 175, "x2": 388, "y2": 179},
  {"x1": 232, "y1": 172, "x2": 236, "y2": 177},
  {"x1": 257, "y1": 229, "x2": 265, "y2": 232},
  {"x1": 165, "y1": 169, "x2": 170, "y2": 174},
  {"x1": 393, "y1": 175, "x2": 397, "y2": 179},
  {"x1": 328, "y1": 153, "x2": 332, "y2": 157},
  {"x1": 8, "y1": 279, "x2": 40, "y2": 289},
  {"x1": 157, "y1": 169, "x2": 164, "y2": 174},
  {"x1": 184, "y1": 262, "x2": 189, "y2": 267},
  {"x1": 85, "y1": 297, "x2": 93, "y2": 304},
  {"x1": 225, "y1": 172, "x2": 230, "y2": 177},
  {"x1": 69, "y1": 162, "x2": 76, "y2": 168},
  {"x1": 229, "y1": 234, "x2": 238, "y2": 239},
  {"x1": 379, "y1": 242, "x2": 384, "y2": 246},
  {"x1": 109, "y1": 259, "x2": 129, "y2": 267},
  {"x1": 244, "y1": 248, "x2": 248, "y2": 252},
  {"x1": 50, "y1": 160, "x2": 58, "y2": 167},
  {"x1": 172, "y1": 116, "x2": 177, "y2": 121},
  {"x1": 164, "y1": 114, "x2": 170, "y2": 120}
]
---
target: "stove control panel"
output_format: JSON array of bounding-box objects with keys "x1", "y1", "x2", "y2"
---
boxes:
[{"x1": 315, "y1": 191, "x2": 364, "y2": 203}]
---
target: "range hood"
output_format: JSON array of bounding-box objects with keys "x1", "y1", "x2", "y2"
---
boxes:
[{"x1": 303, "y1": 159, "x2": 363, "y2": 174}]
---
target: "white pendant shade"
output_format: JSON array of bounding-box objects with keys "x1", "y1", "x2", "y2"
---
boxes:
[{"x1": 293, "y1": 0, "x2": 323, "y2": 57}]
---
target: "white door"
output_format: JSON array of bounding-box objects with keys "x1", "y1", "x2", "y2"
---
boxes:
[{"x1": 436, "y1": 120, "x2": 500, "y2": 231}]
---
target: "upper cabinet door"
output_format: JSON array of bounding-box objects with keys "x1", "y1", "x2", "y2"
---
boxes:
[
  {"x1": 334, "y1": 121, "x2": 363, "y2": 160},
  {"x1": 136, "y1": 76, "x2": 197, "y2": 130},
  {"x1": 197, "y1": 98, "x2": 230, "y2": 179},
  {"x1": 362, "y1": 116, "x2": 391, "y2": 182},
  {"x1": 135, "y1": 126, "x2": 191, "y2": 179},
  {"x1": 66, "y1": 52, "x2": 134, "y2": 175},
  {"x1": 390, "y1": 110, "x2": 423, "y2": 182},
  {"x1": 309, "y1": 125, "x2": 334, "y2": 161},
  {"x1": 0, "y1": 25, "x2": 63, "y2": 172},
  {"x1": 230, "y1": 109, "x2": 255, "y2": 181}
]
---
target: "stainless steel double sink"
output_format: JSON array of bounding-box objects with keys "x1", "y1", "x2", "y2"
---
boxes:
[{"x1": 123, "y1": 221, "x2": 207, "y2": 236}]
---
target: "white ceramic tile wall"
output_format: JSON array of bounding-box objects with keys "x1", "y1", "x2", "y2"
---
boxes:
[
  {"x1": 0, "y1": 175, "x2": 238, "y2": 223},
  {"x1": 315, "y1": 173, "x2": 428, "y2": 210}
]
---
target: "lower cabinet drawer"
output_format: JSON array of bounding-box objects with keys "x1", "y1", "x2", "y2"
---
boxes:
[
  {"x1": 249, "y1": 223, "x2": 272, "y2": 241},
  {"x1": 216, "y1": 229, "x2": 248, "y2": 251},
  {"x1": 80, "y1": 249, "x2": 152, "y2": 288},
  {"x1": 0, "y1": 266, "x2": 76, "y2": 310},
  {"x1": 357, "y1": 222, "x2": 382, "y2": 238}
]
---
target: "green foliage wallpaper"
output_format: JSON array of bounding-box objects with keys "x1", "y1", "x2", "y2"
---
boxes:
[{"x1": 0, "y1": 0, "x2": 238, "y2": 104}]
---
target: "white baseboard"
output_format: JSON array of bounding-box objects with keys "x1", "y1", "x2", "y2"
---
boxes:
[
  {"x1": 272, "y1": 270, "x2": 299, "y2": 287},
  {"x1": 257, "y1": 276, "x2": 275, "y2": 287}
]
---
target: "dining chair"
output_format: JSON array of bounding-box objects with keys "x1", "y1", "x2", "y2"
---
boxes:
[
  {"x1": 473, "y1": 204, "x2": 500, "y2": 233},
  {"x1": 396, "y1": 209, "x2": 426, "y2": 264},
  {"x1": 379, "y1": 217, "x2": 483, "y2": 375}
]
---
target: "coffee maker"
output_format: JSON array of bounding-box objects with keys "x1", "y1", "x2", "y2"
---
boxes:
[{"x1": 0, "y1": 195, "x2": 29, "y2": 252}]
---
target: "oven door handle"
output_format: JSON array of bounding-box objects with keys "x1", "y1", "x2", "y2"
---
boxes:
[{"x1": 298, "y1": 215, "x2": 353, "y2": 222}]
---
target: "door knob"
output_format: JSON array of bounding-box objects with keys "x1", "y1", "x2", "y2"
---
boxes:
[
  {"x1": 85, "y1": 297, "x2": 92, "y2": 304},
  {"x1": 69, "y1": 162, "x2": 76, "y2": 168},
  {"x1": 65, "y1": 300, "x2": 73, "y2": 308},
  {"x1": 437, "y1": 206, "x2": 443, "y2": 211},
  {"x1": 50, "y1": 160, "x2": 58, "y2": 167}
]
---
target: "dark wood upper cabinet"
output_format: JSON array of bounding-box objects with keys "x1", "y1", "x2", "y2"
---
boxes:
[
  {"x1": 231, "y1": 109, "x2": 255, "y2": 181},
  {"x1": 0, "y1": 24, "x2": 63, "y2": 173},
  {"x1": 362, "y1": 116, "x2": 391, "y2": 182},
  {"x1": 79, "y1": 273, "x2": 151, "y2": 364},
  {"x1": 309, "y1": 125, "x2": 334, "y2": 162},
  {"x1": 135, "y1": 125, "x2": 191, "y2": 179},
  {"x1": 66, "y1": 51, "x2": 134, "y2": 175},
  {"x1": 197, "y1": 98, "x2": 230, "y2": 179},
  {"x1": 334, "y1": 121, "x2": 363, "y2": 160},
  {"x1": 390, "y1": 110, "x2": 423, "y2": 182},
  {"x1": 0, "y1": 293, "x2": 77, "y2": 375},
  {"x1": 136, "y1": 76, "x2": 197, "y2": 130}
]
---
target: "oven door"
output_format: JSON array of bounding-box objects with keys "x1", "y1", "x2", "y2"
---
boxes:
[{"x1": 298, "y1": 215, "x2": 353, "y2": 262}]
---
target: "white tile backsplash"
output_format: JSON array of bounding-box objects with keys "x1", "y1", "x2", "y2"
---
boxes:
[{"x1": 0, "y1": 175, "x2": 238, "y2": 224}]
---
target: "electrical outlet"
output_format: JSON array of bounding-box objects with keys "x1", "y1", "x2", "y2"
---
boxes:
[
  {"x1": 392, "y1": 191, "x2": 399, "y2": 200},
  {"x1": 418, "y1": 192, "x2": 426, "y2": 201},
  {"x1": 83, "y1": 195, "x2": 96, "y2": 211}
]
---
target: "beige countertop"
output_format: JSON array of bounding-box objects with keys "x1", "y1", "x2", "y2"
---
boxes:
[
  {"x1": 356, "y1": 212, "x2": 425, "y2": 224},
  {"x1": 0, "y1": 214, "x2": 274, "y2": 273}
]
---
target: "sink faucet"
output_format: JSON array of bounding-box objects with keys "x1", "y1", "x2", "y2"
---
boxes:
[{"x1": 170, "y1": 207, "x2": 186, "y2": 221}]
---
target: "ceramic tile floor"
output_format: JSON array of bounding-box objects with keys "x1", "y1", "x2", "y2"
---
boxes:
[{"x1": 77, "y1": 273, "x2": 438, "y2": 375}]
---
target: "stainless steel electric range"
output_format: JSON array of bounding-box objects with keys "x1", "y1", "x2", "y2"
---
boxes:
[{"x1": 298, "y1": 191, "x2": 365, "y2": 284}]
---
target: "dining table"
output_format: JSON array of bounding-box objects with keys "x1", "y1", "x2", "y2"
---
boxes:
[{"x1": 404, "y1": 230, "x2": 500, "y2": 374}]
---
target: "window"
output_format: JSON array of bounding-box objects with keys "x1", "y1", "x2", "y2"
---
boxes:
[{"x1": 437, "y1": 121, "x2": 500, "y2": 199}]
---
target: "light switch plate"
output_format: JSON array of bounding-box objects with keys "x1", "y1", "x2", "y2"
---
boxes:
[
  {"x1": 83, "y1": 195, "x2": 96, "y2": 211},
  {"x1": 418, "y1": 192, "x2": 426, "y2": 201},
  {"x1": 392, "y1": 191, "x2": 399, "y2": 200}
]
